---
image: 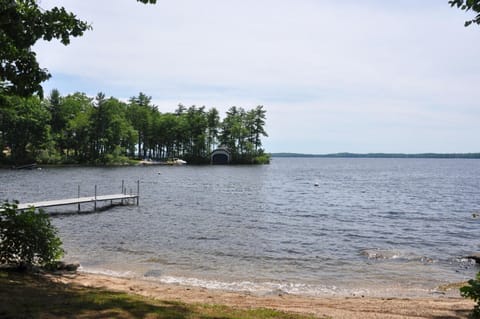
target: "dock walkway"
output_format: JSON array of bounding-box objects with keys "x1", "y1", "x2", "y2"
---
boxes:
[
  {"x1": 17, "y1": 194, "x2": 138, "y2": 211},
  {"x1": 9, "y1": 180, "x2": 141, "y2": 213}
]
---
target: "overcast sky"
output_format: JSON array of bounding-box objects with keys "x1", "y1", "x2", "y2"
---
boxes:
[{"x1": 35, "y1": 0, "x2": 480, "y2": 154}]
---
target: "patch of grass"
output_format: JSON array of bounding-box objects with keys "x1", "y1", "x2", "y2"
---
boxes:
[
  {"x1": 197, "y1": 304, "x2": 314, "y2": 319},
  {"x1": 0, "y1": 269, "x2": 319, "y2": 319}
]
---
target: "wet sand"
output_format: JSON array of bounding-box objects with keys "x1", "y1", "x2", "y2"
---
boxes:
[{"x1": 49, "y1": 272, "x2": 475, "y2": 319}]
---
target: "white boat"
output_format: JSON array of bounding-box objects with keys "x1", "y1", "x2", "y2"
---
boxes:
[{"x1": 166, "y1": 158, "x2": 187, "y2": 165}]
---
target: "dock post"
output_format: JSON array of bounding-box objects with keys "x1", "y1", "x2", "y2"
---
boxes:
[
  {"x1": 77, "y1": 185, "x2": 81, "y2": 213},
  {"x1": 121, "y1": 180, "x2": 125, "y2": 205},
  {"x1": 137, "y1": 180, "x2": 140, "y2": 206},
  {"x1": 94, "y1": 185, "x2": 97, "y2": 212}
]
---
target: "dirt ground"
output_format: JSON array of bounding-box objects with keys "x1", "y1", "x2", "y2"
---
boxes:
[{"x1": 49, "y1": 272, "x2": 475, "y2": 319}]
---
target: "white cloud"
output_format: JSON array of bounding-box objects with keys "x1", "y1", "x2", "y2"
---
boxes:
[{"x1": 35, "y1": 0, "x2": 480, "y2": 153}]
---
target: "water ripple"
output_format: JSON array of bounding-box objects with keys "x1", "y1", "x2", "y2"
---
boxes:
[{"x1": 2, "y1": 158, "x2": 480, "y2": 296}]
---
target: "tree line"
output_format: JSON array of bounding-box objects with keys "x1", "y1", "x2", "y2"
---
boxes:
[{"x1": 0, "y1": 90, "x2": 269, "y2": 165}]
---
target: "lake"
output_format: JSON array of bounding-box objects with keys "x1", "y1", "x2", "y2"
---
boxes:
[{"x1": 1, "y1": 158, "x2": 479, "y2": 297}]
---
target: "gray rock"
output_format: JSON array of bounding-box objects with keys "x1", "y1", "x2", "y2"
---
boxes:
[
  {"x1": 53, "y1": 261, "x2": 80, "y2": 271},
  {"x1": 465, "y1": 254, "x2": 480, "y2": 264}
]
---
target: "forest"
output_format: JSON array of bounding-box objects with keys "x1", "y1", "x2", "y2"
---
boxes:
[{"x1": 0, "y1": 90, "x2": 269, "y2": 165}]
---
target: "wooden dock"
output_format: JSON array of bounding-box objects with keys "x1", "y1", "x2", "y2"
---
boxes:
[{"x1": 15, "y1": 180, "x2": 140, "y2": 213}]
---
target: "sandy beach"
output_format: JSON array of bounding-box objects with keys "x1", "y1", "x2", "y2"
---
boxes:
[{"x1": 48, "y1": 272, "x2": 475, "y2": 319}]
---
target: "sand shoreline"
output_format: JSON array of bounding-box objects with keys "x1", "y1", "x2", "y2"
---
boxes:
[{"x1": 48, "y1": 271, "x2": 475, "y2": 319}]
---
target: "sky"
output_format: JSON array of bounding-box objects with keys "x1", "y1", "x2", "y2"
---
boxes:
[{"x1": 34, "y1": 0, "x2": 480, "y2": 154}]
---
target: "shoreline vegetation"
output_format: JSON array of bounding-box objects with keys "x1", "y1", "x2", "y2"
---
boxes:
[
  {"x1": 271, "y1": 152, "x2": 480, "y2": 159},
  {"x1": 0, "y1": 91, "x2": 270, "y2": 166},
  {"x1": 0, "y1": 268, "x2": 475, "y2": 319}
]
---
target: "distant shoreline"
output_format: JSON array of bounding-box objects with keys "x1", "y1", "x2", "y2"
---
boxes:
[{"x1": 271, "y1": 152, "x2": 480, "y2": 159}]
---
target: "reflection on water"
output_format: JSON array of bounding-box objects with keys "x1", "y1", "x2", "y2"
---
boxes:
[{"x1": 1, "y1": 158, "x2": 480, "y2": 296}]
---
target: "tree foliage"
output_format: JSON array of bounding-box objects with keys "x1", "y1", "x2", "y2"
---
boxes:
[
  {"x1": 449, "y1": 0, "x2": 480, "y2": 26},
  {"x1": 0, "y1": 201, "x2": 64, "y2": 268},
  {"x1": 0, "y1": 0, "x2": 156, "y2": 98},
  {"x1": 461, "y1": 271, "x2": 480, "y2": 318},
  {"x1": 0, "y1": 0, "x2": 90, "y2": 97},
  {"x1": 0, "y1": 94, "x2": 50, "y2": 163},
  {"x1": 219, "y1": 106, "x2": 268, "y2": 163},
  {"x1": 0, "y1": 90, "x2": 269, "y2": 165}
]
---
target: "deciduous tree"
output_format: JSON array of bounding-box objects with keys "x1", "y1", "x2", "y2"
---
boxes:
[
  {"x1": 0, "y1": 0, "x2": 90, "y2": 97},
  {"x1": 0, "y1": 0, "x2": 156, "y2": 98},
  {"x1": 0, "y1": 201, "x2": 64, "y2": 268},
  {"x1": 0, "y1": 94, "x2": 50, "y2": 164},
  {"x1": 449, "y1": 0, "x2": 480, "y2": 26}
]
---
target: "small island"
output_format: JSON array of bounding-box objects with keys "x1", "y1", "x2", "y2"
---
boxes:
[{"x1": 0, "y1": 92, "x2": 270, "y2": 166}]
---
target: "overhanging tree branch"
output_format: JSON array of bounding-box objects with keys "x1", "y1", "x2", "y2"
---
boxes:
[
  {"x1": 449, "y1": 0, "x2": 480, "y2": 26},
  {"x1": 0, "y1": 0, "x2": 156, "y2": 98}
]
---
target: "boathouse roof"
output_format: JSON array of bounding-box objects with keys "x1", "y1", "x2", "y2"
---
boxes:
[{"x1": 211, "y1": 147, "x2": 231, "y2": 164}]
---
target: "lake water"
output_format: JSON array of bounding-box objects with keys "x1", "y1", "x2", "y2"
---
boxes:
[{"x1": 1, "y1": 158, "x2": 479, "y2": 297}]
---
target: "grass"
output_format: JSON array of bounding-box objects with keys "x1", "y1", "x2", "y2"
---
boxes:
[{"x1": 0, "y1": 269, "x2": 319, "y2": 319}]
